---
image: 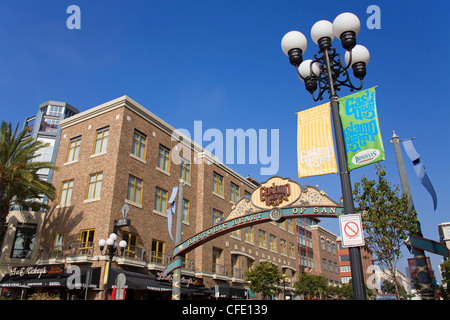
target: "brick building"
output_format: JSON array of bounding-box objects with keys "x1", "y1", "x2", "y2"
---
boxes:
[
  {"x1": 310, "y1": 223, "x2": 340, "y2": 286},
  {"x1": 27, "y1": 96, "x2": 300, "y2": 300},
  {"x1": 337, "y1": 237, "x2": 375, "y2": 290}
]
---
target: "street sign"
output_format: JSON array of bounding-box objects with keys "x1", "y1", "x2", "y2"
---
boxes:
[
  {"x1": 410, "y1": 235, "x2": 450, "y2": 257},
  {"x1": 339, "y1": 214, "x2": 364, "y2": 248}
]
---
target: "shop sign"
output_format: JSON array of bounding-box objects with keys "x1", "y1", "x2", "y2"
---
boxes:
[
  {"x1": 9, "y1": 264, "x2": 64, "y2": 279},
  {"x1": 251, "y1": 177, "x2": 301, "y2": 209},
  {"x1": 156, "y1": 272, "x2": 194, "y2": 287}
]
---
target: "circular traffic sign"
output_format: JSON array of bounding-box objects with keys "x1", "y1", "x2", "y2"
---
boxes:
[{"x1": 344, "y1": 221, "x2": 359, "y2": 238}]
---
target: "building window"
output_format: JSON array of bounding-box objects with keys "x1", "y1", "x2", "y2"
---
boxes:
[
  {"x1": 341, "y1": 276, "x2": 351, "y2": 284},
  {"x1": 132, "y1": 130, "x2": 147, "y2": 159},
  {"x1": 180, "y1": 160, "x2": 191, "y2": 184},
  {"x1": 127, "y1": 175, "x2": 143, "y2": 204},
  {"x1": 86, "y1": 172, "x2": 103, "y2": 199},
  {"x1": 259, "y1": 230, "x2": 266, "y2": 248},
  {"x1": 300, "y1": 251, "x2": 307, "y2": 267},
  {"x1": 182, "y1": 199, "x2": 189, "y2": 223},
  {"x1": 334, "y1": 262, "x2": 338, "y2": 273},
  {"x1": 280, "y1": 239, "x2": 287, "y2": 255},
  {"x1": 308, "y1": 252, "x2": 314, "y2": 269},
  {"x1": 213, "y1": 208, "x2": 223, "y2": 224},
  {"x1": 287, "y1": 219, "x2": 294, "y2": 233},
  {"x1": 245, "y1": 226, "x2": 254, "y2": 243},
  {"x1": 299, "y1": 229, "x2": 305, "y2": 246},
  {"x1": 151, "y1": 239, "x2": 165, "y2": 264},
  {"x1": 212, "y1": 172, "x2": 223, "y2": 196},
  {"x1": 157, "y1": 145, "x2": 170, "y2": 172},
  {"x1": 230, "y1": 182, "x2": 239, "y2": 203},
  {"x1": 93, "y1": 126, "x2": 109, "y2": 154},
  {"x1": 328, "y1": 260, "x2": 333, "y2": 272},
  {"x1": 306, "y1": 233, "x2": 313, "y2": 249},
  {"x1": 66, "y1": 136, "x2": 81, "y2": 163},
  {"x1": 231, "y1": 229, "x2": 241, "y2": 239},
  {"x1": 154, "y1": 187, "x2": 168, "y2": 213},
  {"x1": 340, "y1": 265, "x2": 351, "y2": 273},
  {"x1": 327, "y1": 240, "x2": 331, "y2": 252},
  {"x1": 332, "y1": 242, "x2": 336, "y2": 254},
  {"x1": 322, "y1": 258, "x2": 327, "y2": 270},
  {"x1": 11, "y1": 224, "x2": 37, "y2": 259},
  {"x1": 321, "y1": 237, "x2": 325, "y2": 250},
  {"x1": 123, "y1": 231, "x2": 138, "y2": 258},
  {"x1": 47, "y1": 105, "x2": 63, "y2": 117},
  {"x1": 270, "y1": 234, "x2": 277, "y2": 252},
  {"x1": 289, "y1": 243, "x2": 295, "y2": 258},
  {"x1": 79, "y1": 229, "x2": 95, "y2": 255},
  {"x1": 60, "y1": 179, "x2": 74, "y2": 205},
  {"x1": 50, "y1": 233, "x2": 64, "y2": 256}
]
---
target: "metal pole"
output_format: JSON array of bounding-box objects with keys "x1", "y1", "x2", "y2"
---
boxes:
[
  {"x1": 391, "y1": 131, "x2": 434, "y2": 300},
  {"x1": 323, "y1": 47, "x2": 366, "y2": 300},
  {"x1": 172, "y1": 179, "x2": 184, "y2": 300}
]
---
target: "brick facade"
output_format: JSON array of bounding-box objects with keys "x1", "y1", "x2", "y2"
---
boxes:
[{"x1": 38, "y1": 96, "x2": 300, "y2": 300}]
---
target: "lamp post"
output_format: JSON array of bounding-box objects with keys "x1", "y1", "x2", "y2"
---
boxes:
[
  {"x1": 99, "y1": 233, "x2": 127, "y2": 300},
  {"x1": 281, "y1": 12, "x2": 370, "y2": 300}
]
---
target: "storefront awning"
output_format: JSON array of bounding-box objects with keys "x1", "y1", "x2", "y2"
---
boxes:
[{"x1": 215, "y1": 285, "x2": 248, "y2": 299}]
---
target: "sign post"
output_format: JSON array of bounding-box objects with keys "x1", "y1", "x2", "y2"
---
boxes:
[{"x1": 339, "y1": 214, "x2": 364, "y2": 248}]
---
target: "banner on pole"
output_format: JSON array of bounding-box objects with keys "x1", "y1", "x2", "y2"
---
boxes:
[
  {"x1": 339, "y1": 87, "x2": 385, "y2": 170},
  {"x1": 297, "y1": 102, "x2": 337, "y2": 178}
]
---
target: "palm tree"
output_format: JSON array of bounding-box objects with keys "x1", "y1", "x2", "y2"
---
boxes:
[{"x1": 0, "y1": 121, "x2": 56, "y2": 233}]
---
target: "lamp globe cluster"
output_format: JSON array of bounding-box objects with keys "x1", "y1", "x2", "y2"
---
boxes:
[{"x1": 281, "y1": 12, "x2": 370, "y2": 81}]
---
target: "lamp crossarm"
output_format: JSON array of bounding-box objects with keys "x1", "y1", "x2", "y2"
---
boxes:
[{"x1": 302, "y1": 47, "x2": 363, "y2": 101}]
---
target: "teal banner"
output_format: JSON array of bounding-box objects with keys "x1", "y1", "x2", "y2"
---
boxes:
[{"x1": 339, "y1": 87, "x2": 385, "y2": 170}]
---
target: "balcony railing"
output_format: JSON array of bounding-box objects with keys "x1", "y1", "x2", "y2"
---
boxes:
[
  {"x1": 232, "y1": 268, "x2": 243, "y2": 279},
  {"x1": 123, "y1": 245, "x2": 146, "y2": 261},
  {"x1": 68, "y1": 242, "x2": 94, "y2": 257},
  {"x1": 149, "y1": 251, "x2": 172, "y2": 266},
  {"x1": 212, "y1": 263, "x2": 228, "y2": 276}
]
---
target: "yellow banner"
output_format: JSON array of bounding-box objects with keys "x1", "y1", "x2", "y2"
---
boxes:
[{"x1": 297, "y1": 103, "x2": 337, "y2": 178}]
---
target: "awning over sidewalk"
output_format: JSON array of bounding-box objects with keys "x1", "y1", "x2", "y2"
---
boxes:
[
  {"x1": 215, "y1": 285, "x2": 248, "y2": 299},
  {"x1": 109, "y1": 269, "x2": 172, "y2": 291},
  {"x1": 108, "y1": 269, "x2": 213, "y2": 296}
]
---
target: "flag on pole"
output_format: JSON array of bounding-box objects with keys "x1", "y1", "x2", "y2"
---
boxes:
[
  {"x1": 338, "y1": 87, "x2": 385, "y2": 170},
  {"x1": 167, "y1": 186, "x2": 178, "y2": 242},
  {"x1": 297, "y1": 102, "x2": 337, "y2": 178},
  {"x1": 402, "y1": 139, "x2": 437, "y2": 211}
]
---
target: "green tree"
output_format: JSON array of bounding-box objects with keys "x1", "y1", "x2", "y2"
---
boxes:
[
  {"x1": 353, "y1": 164, "x2": 418, "y2": 300},
  {"x1": 293, "y1": 272, "x2": 328, "y2": 300},
  {"x1": 438, "y1": 260, "x2": 450, "y2": 299},
  {"x1": 245, "y1": 261, "x2": 282, "y2": 299},
  {"x1": 0, "y1": 121, "x2": 56, "y2": 232}
]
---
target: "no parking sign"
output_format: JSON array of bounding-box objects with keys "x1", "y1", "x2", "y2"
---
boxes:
[{"x1": 339, "y1": 214, "x2": 364, "y2": 247}]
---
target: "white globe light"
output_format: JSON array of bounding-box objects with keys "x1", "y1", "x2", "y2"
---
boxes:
[
  {"x1": 298, "y1": 59, "x2": 321, "y2": 79},
  {"x1": 109, "y1": 233, "x2": 117, "y2": 241},
  {"x1": 119, "y1": 240, "x2": 127, "y2": 248},
  {"x1": 310, "y1": 20, "x2": 334, "y2": 44},
  {"x1": 281, "y1": 31, "x2": 307, "y2": 56},
  {"x1": 98, "y1": 239, "x2": 106, "y2": 247},
  {"x1": 333, "y1": 12, "x2": 361, "y2": 39},
  {"x1": 106, "y1": 237, "x2": 114, "y2": 246},
  {"x1": 345, "y1": 44, "x2": 370, "y2": 66}
]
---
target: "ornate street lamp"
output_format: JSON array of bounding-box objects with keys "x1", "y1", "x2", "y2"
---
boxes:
[
  {"x1": 281, "y1": 12, "x2": 369, "y2": 300},
  {"x1": 99, "y1": 233, "x2": 127, "y2": 300}
]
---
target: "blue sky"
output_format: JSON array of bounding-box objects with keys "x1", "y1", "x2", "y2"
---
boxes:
[{"x1": 1, "y1": 0, "x2": 449, "y2": 284}]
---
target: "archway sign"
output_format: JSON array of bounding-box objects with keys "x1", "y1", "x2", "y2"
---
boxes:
[{"x1": 162, "y1": 177, "x2": 342, "y2": 276}]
